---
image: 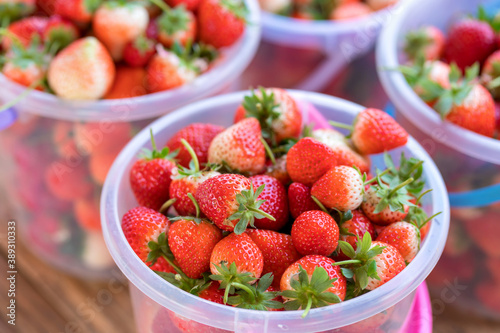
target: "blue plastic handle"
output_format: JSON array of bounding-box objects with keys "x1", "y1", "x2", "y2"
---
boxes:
[{"x1": 0, "y1": 107, "x2": 17, "y2": 130}]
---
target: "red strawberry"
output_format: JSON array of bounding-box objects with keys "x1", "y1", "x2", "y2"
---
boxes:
[
  {"x1": 198, "y1": 281, "x2": 225, "y2": 304},
  {"x1": 234, "y1": 88, "x2": 302, "y2": 145},
  {"x1": 288, "y1": 182, "x2": 320, "y2": 219},
  {"x1": 156, "y1": 5, "x2": 197, "y2": 48},
  {"x1": 286, "y1": 137, "x2": 337, "y2": 187},
  {"x1": 311, "y1": 165, "x2": 364, "y2": 212},
  {"x1": 291, "y1": 210, "x2": 339, "y2": 257},
  {"x1": 198, "y1": 0, "x2": 247, "y2": 48},
  {"x1": 482, "y1": 50, "x2": 500, "y2": 100},
  {"x1": 208, "y1": 118, "x2": 266, "y2": 175},
  {"x1": 249, "y1": 175, "x2": 289, "y2": 230},
  {"x1": 54, "y1": 0, "x2": 101, "y2": 23},
  {"x1": 311, "y1": 128, "x2": 370, "y2": 174},
  {"x1": 168, "y1": 219, "x2": 223, "y2": 279},
  {"x1": 165, "y1": 0, "x2": 201, "y2": 11},
  {"x1": 93, "y1": 1, "x2": 149, "y2": 61},
  {"x1": 43, "y1": 15, "x2": 79, "y2": 51},
  {"x1": 376, "y1": 221, "x2": 420, "y2": 263},
  {"x1": 280, "y1": 255, "x2": 346, "y2": 316},
  {"x1": 264, "y1": 155, "x2": 291, "y2": 186},
  {"x1": 2, "y1": 38, "x2": 47, "y2": 89},
  {"x1": 129, "y1": 131, "x2": 177, "y2": 211},
  {"x1": 2, "y1": 16, "x2": 48, "y2": 50},
  {"x1": 444, "y1": 19, "x2": 496, "y2": 72},
  {"x1": 123, "y1": 35, "x2": 156, "y2": 68},
  {"x1": 210, "y1": 232, "x2": 264, "y2": 280},
  {"x1": 335, "y1": 210, "x2": 376, "y2": 260},
  {"x1": 47, "y1": 37, "x2": 115, "y2": 100},
  {"x1": 404, "y1": 26, "x2": 445, "y2": 61},
  {"x1": 121, "y1": 206, "x2": 176, "y2": 273},
  {"x1": 347, "y1": 108, "x2": 408, "y2": 155},
  {"x1": 166, "y1": 123, "x2": 224, "y2": 168},
  {"x1": 104, "y1": 66, "x2": 147, "y2": 99},
  {"x1": 246, "y1": 229, "x2": 301, "y2": 289},
  {"x1": 36, "y1": 0, "x2": 56, "y2": 15},
  {"x1": 196, "y1": 173, "x2": 275, "y2": 233}
]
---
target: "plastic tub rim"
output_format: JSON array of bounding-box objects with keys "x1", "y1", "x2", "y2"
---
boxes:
[
  {"x1": 101, "y1": 90, "x2": 450, "y2": 331},
  {"x1": 376, "y1": 0, "x2": 500, "y2": 165}
]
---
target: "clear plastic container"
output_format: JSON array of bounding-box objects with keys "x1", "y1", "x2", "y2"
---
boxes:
[
  {"x1": 242, "y1": 4, "x2": 400, "y2": 91},
  {"x1": 0, "y1": 0, "x2": 261, "y2": 280},
  {"x1": 376, "y1": 0, "x2": 500, "y2": 319},
  {"x1": 101, "y1": 90, "x2": 449, "y2": 332}
]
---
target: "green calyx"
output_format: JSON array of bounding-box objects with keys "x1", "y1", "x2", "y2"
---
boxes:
[
  {"x1": 1, "y1": 32, "x2": 47, "y2": 69},
  {"x1": 138, "y1": 129, "x2": 179, "y2": 161},
  {"x1": 404, "y1": 189, "x2": 442, "y2": 230},
  {"x1": 85, "y1": 0, "x2": 104, "y2": 13},
  {"x1": 279, "y1": 266, "x2": 341, "y2": 318},
  {"x1": 133, "y1": 34, "x2": 154, "y2": 56},
  {"x1": 157, "y1": 5, "x2": 190, "y2": 36},
  {"x1": 227, "y1": 273, "x2": 284, "y2": 311},
  {"x1": 397, "y1": 54, "x2": 432, "y2": 89},
  {"x1": 229, "y1": 183, "x2": 276, "y2": 234},
  {"x1": 404, "y1": 28, "x2": 433, "y2": 61},
  {"x1": 209, "y1": 262, "x2": 255, "y2": 304},
  {"x1": 170, "y1": 41, "x2": 212, "y2": 74},
  {"x1": 155, "y1": 270, "x2": 211, "y2": 296},
  {"x1": 337, "y1": 210, "x2": 356, "y2": 237},
  {"x1": 332, "y1": 232, "x2": 385, "y2": 293},
  {"x1": 302, "y1": 0, "x2": 336, "y2": 21},
  {"x1": 242, "y1": 87, "x2": 281, "y2": 146},
  {"x1": 220, "y1": 0, "x2": 249, "y2": 21},
  {"x1": 371, "y1": 170, "x2": 415, "y2": 215},
  {"x1": 383, "y1": 152, "x2": 425, "y2": 196},
  {"x1": 169, "y1": 193, "x2": 210, "y2": 224}
]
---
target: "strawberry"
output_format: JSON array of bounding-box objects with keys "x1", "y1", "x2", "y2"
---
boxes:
[
  {"x1": 121, "y1": 206, "x2": 176, "y2": 273},
  {"x1": 246, "y1": 229, "x2": 301, "y2": 289},
  {"x1": 156, "y1": 5, "x2": 197, "y2": 48},
  {"x1": 54, "y1": 0, "x2": 102, "y2": 23},
  {"x1": 234, "y1": 88, "x2": 302, "y2": 146},
  {"x1": 264, "y1": 155, "x2": 291, "y2": 186},
  {"x1": 208, "y1": 118, "x2": 266, "y2": 175},
  {"x1": 422, "y1": 63, "x2": 496, "y2": 137},
  {"x1": 0, "y1": 0, "x2": 35, "y2": 23},
  {"x1": 286, "y1": 137, "x2": 337, "y2": 187},
  {"x1": 123, "y1": 34, "x2": 156, "y2": 68},
  {"x1": 47, "y1": 37, "x2": 115, "y2": 100},
  {"x1": 331, "y1": 108, "x2": 408, "y2": 155},
  {"x1": 361, "y1": 175, "x2": 414, "y2": 226},
  {"x1": 288, "y1": 182, "x2": 320, "y2": 219},
  {"x1": 195, "y1": 173, "x2": 276, "y2": 233},
  {"x1": 311, "y1": 165, "x2": 364, "y2": 212},
  {"x1": 334, "y1": 233, "x2": 405, "y2": 293},
  {"x1": 168, "y1": 219, "x2": 223, "y2": 279},
  {"x1": 444, "y1": 19, "x2": 496, "y2": 72},
  {"x1": 311, "y1": 128, "x2": 370, "y2": 174},
  {"x1": 169, "y1": 139, "x2": 220, "y2": 216},
  {"x1": 2, "y1": 15, "x2": 48, "y2": 50},
  {"x1": 291, "y1": 210, "x2": 339, "y2": 257},
  {"x1": 129, "y1": 131, "x2": 178, "y2": 211},
  {"x1": 481, "y1": 50, "x2": 500, "y2": 100},
  {"x1": 330, "y1": 2, "x2": 371, "y2": 21},
  {"x1": 198, "y1": 0, "x2": 247, "y2": 48},
  {"x1": 93, "y1": 1, "x2": 149, "y2": 61},
  {"x1": 366, "y1": 0, "x2": 397, "y2": 11},
  {"x1": 404, "y1": 26, "x2": 445, "y2": 62},
  {"x1": 36, "y1": 0, "x2": 56, "y2": 15},
  {"x1": 280, "y1": 255, "x2": 346, "y2": 316},
  {"x1": 166, "y1": 123, "x2": 224, "y2": 168},
  {"x1": 104, "y1": 66, "x2": 147, "y2": 99},
  {"x1": 249, "y1": 175, "x2": 289, "y2": 230},
  {"x1": 42, "y1": 15, "x2": 79, "y2": 51},
  {"x1": 198, "y1": 281, "x2": 225, "y2": 304},
  {"x1": 335, "y1": 210, "x2": 376, "y2": 259},
  {"x1": 165, "y1": 0, "x2": 201, "y2": 11},
  {"x1": 376, "y1": 221, "x2": 420, "y2": 263}
]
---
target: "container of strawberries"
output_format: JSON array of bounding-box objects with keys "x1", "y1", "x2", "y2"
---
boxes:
[
  {"x1": 0, "y1": 0, "x2": 260, "y2": 279},
  {"x1": 101, "y1": 89, "x2": 449, "y2": 332},
  {"x1": 242, "y1": 0, "x2": 399, "y2": 91},
  {"x1": 377, "y1": 0, "x2": 500, "y2": 319}
]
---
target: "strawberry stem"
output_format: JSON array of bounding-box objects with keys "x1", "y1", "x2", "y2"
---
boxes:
[
  {"x1": 159, "y1": 198, "x2": 176, "y2": 215},
  {"x1": 160, "y1": 253, "x2": 188, "y2": 280},
  {"x1": 364, "y1": 169, "x2": 390, "y2": 186},
  {"x1": 187, "y1": 193, "x2": 200, "y2": 219},
  {"x1": 311, "y1": 195, "x2": 329, "y2": 214},
  {"x1": 231, "y1": 282, "x2": 256, "y2": 303},
  {"x1": 181, "y1": 139, "x2": 200, "y2": 173},
  {"x1": 302, "y1": 296, "x2": 313, "y2": 318},
  {"x1": 388, "y1": 177, "x2": 414, "y2": 198},
  {"x1": 260, "y1": 136, "x2": 276, "y2": 165},
  {"x1": 419, "y1": 211, "x2": 442, "y2": 230},
  {"x1": 415, "y1": 189, "x2": 432, "y2": 205},
  {"x1": 150, "y1": 129, "x2": 158, "y2": 152},
  {"x1": 247, "y1": 206, "x2": 276, "y2": 221},
  {"x1": 331, "y1": 259, "x2": 362, "y2": 266},
  {"x1": 328, "y1": 120, "x2": 353, "y2": 131},
  {"x1": 149, "y1": 0, "x2": 171, "y2": 12}
]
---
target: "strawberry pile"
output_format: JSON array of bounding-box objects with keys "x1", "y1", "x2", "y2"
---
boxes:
[
  {"x1": 0, "y1": 0, "x2": 248, "y2": 100},
  {"x1": 260, "y1": 0, "x2": 397, "y2": 21},
  {"x1": 400, "y1": 5, "x2": 500, "y2": 138},
  {"x1": 121, "y1": 88, "x2": 439, "y2": 318}
]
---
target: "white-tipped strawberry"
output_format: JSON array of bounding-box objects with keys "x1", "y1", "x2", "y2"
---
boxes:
[
  {"x1": 376, "y1": 221, "x2": 420, "y2": 263},
  {"x1": 93, "y1": 1, "x2": 149, "y2": 61},
  {"x1": 151, "y1": 0, "x2": 197, "y2": 48}
]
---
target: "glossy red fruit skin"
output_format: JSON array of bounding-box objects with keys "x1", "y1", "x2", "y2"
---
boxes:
[
  {"x1": 121, "y1": 206, "x2": 176, "y2": 273},
  {"x1": 361, "y1": 187, "x2": 410, "y2": 226},
  {"x1": 376, "y1": 221, "x2": 420, "y2": 263},
  {"x1": 365, "y1": 241, "x2": 406, "y2": 291},
  {"x1": 291, "y1": 210, "x2": 339, "y2": 257},
  {"x1": 286, "y1": 137, "x2": 337, "y2": 187},
  {"x1": 246, "y1": 229, "x2": 301, "y2": 288},
  {"x1": 335, "y1": 210, "x2": 376, "y2": 260},
  {"x1": 166, "y1": 123, "x2": 224, "y2": 168},
  {"x1": 288, "y1": 182, "x2": 320, "y2": 219},
  {"x1": 249, "y1": 175, "x2": 289, "y2": 230},
  {"x1": 198, "y1": 0, "x2": 246, "y2": 48},
  {"x1": 280, "y1": 255, "x2": 347, "y2": 301},
  {"x1": 198, "y1": 281, "x2": 225, "y2": 304},
  {"x1": 130, "y1": 158, "x2": 176, "y2": 211},
  {"x1": 123, "y1": 37, "x2": 156, "y2": 68},
  {"x1": 445, "y1": 19, "x2": 496, "y2": 72}
]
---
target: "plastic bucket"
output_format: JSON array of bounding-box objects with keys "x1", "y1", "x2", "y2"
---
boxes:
[
  {"x1": 242, "y1": 4, "x2": 401, "y2": 91},
  {"x1": 377, "y1": 0, "x2": 500, "y2": 319},
  {"x1": 0, "y1": 0, "x2": 260, "y2": 280},
  {"x1": 101, "y1": 90, "x2": 449, "y2": 332}
]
